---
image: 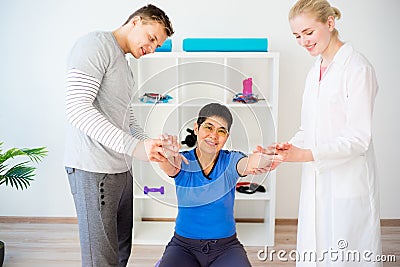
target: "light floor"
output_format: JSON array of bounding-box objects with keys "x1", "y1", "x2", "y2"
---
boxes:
[{"x1": 0, "y1": 223, "x2": 399, "y2": 266}]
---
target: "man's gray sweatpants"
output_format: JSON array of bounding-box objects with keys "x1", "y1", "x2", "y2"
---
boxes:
[{"x1": 66, "y1": 167, "x2": 133, "y2": 267}]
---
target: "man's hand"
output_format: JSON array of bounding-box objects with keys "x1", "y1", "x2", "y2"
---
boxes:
[
  {"x1": 132, "y1": 137, "x2": 180, "y2": 162},
  {"x1": 160, "y1": 133, "x2": 188, "y2": 165},
  {"x1": 157, "y1": 133, "x2": 188, "y2": 177}
]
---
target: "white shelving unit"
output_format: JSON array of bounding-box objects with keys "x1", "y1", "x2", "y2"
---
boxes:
[{"x1": 129, "y1": 52, "x2": 279, "y2": 246}]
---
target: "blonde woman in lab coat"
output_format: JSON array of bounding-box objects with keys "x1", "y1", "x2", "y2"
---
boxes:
[{"x1": 258, "y1": 0, "x2": 382, "y2": 266}]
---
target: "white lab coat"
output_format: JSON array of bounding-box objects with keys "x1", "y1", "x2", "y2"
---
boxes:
[{"x1": 291, "y1": 43, "x2": 382, "y2": 266}]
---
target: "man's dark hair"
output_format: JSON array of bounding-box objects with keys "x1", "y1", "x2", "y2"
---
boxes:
[
  {"x1": 123, "y1": 4, "x2": 174, "y2": 37},
  {"x1": 197, "y1": 103, "x2": 233, "y2": 131}
]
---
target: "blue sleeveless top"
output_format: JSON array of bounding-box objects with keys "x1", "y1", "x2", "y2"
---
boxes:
[{"x1": 173, "y1": 149, "x2": 246, "y2": 239}]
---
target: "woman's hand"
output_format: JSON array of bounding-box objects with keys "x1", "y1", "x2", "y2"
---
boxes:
[
  {"x1": 160, "y1": 134, "x2": 188, "y2": 165},
  {"x1": 254, "y1": 143, "x2": 313, "y2": 163},
  {"x1": 132, "y1": 138, "x2": 167, "y2": 162},
  {"x1": 157, "y1": 133, "x2": 188, "y2": 177},
  {"x1": 132, "y1": 134, "x2": 187, "y2": 163}
]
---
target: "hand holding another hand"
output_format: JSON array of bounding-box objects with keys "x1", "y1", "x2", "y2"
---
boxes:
[
  {"x1": 160, "y1": 133, "x2": 188, "y2": 165},
  {"x1": 248, "y1": 152, "x2": 284, "y2": 174},
  {"x1": 132, "y1": 138, "x2": 169, "y2": 162},
  {"x1": 132, "y1": 134, "x2": 188, "y2": 163},
  {"x1": 250, "y1": 142, "x2": 292, "y2": 171},
  {"x1": 254, "y1": 142, "x2": 313, "y2": 163}
]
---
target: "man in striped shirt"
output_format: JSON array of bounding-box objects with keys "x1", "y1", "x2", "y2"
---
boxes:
[{"x1": 64, "y1": 5, "x2": 174, "y2": 267}]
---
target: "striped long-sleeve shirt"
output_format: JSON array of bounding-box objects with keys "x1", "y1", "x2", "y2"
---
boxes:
[
  {"x1": 66, "y1": 69, "x2": 146, "y2": 153},
  {"x1": 64, "y1": 31, "x2": 146, "y2": 173}
]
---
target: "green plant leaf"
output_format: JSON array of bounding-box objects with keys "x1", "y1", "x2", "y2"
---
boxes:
[
  {"x1": 0, "y1": 163, "x2": 7, "y2": 174},
  {"x1": 0, "y1": 142, "x2": 47, "y2": 190},
  {"x1": 20, "y1": 147, "x2": 48, "y2": 163},
  {"x1": 0, "y1": 161, "x2": 35, "y2": 190},
  {"x1": 0, "y1": 148, "x2": 26, "y2": 165}
]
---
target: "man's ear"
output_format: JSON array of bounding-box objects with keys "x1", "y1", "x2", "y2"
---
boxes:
[
  {"x1": 131, "y1": 16, "x2": 141, "y2": 26},
  {"x1": 194, "y1": 122, "x2": 199, "y2": 135}
]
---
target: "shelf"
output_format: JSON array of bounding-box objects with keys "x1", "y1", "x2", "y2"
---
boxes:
[
  {"x1": 131, "y1": 103, "x2": 275, "y2": 117},
  {"x1": 130, "y1": 51, "x2": 279, "y2": 247},
  {"x1": 134, "y1": 192, "x2": 271, "y2": 201},
  {"x1": 133, "y1": 221, "x2": 175, "y2": 245},
  {"x1": 131, "y1": 101, "x2": 272, "y2": 109},
  {"x1": 134, "y1": 193, "x2": 176, "y2": 201},
  {"x1": 226, "y1": 102, "x2": 272, "y2": 108},
  {"x1": 131, "y1": 102, "x2": 176, "y2": 107},
  {"x1": 235, "y1": 192, "x2": 271, "y2": 200},
  {"x1": 132, "y1": 51, "x2": 279, "y2": 59}
]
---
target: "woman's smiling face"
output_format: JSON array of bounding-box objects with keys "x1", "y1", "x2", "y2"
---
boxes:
[
  {"x1": 290, "y1": 12, "x2": 334, "y2": 57},
  {"x1": 194, "y1": 116, "x2": 229, "y2": 155}
]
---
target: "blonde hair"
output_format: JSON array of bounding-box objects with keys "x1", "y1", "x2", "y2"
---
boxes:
[{"x1": 289, "y1": 0, "x2": 341, "y2": 37}]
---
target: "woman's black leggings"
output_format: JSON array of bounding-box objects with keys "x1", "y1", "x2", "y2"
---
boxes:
[{"x1": 158, "y1": 232, "x2": 252, "y2": 267}]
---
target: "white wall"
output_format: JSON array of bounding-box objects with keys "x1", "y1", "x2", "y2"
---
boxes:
[{"x1": 0, "y1": 0, "x2": 399, "y2": 219}]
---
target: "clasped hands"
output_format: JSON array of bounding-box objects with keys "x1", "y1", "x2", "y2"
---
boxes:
[
  {"x1": 132, "y1": 134, "x2": 188, "y2": 164},
  {"x1": 253, "y1": 142, "x2": 313, "y2": 165},
  {"x1": 245, "y1": 143, "x2": 292, "y2": 175}
]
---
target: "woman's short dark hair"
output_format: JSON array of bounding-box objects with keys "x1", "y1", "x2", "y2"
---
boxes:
[{"x1": 197, "y1": 103, "x2": 233, "y2": 131}]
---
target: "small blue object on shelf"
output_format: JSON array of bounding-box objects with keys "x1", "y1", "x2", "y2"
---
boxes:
[
  {"x1": 233, "y1": 93, "x2": 260, "y2": 104},
  {"x1": 182, "y1": 38, "x2": 268, "y2": 52},
  {"x1": 155, "y1": 39, "x2": 172, "y2": 52},
  {"x1": 140, "y1": 93, "x2": 173, "y2": 104}
]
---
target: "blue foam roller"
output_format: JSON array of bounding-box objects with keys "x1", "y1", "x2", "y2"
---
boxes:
[
  {"x1": 182, "y1": 38, "x2": 268, "y2": 52},
  {"x1": 155, "y1": 39, "x2": 172, "y2": 52}
]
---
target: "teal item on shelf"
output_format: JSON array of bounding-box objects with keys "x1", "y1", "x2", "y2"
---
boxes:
[
  {"x1": 182, "y1": 38, "x2": 268, "y2": 52},
  {"x1": 140, "y1": 93, "x2": 173, "y2": 104},
  {"x1": 155, "y1": 39, "x2": 172, "y2": 52}
]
